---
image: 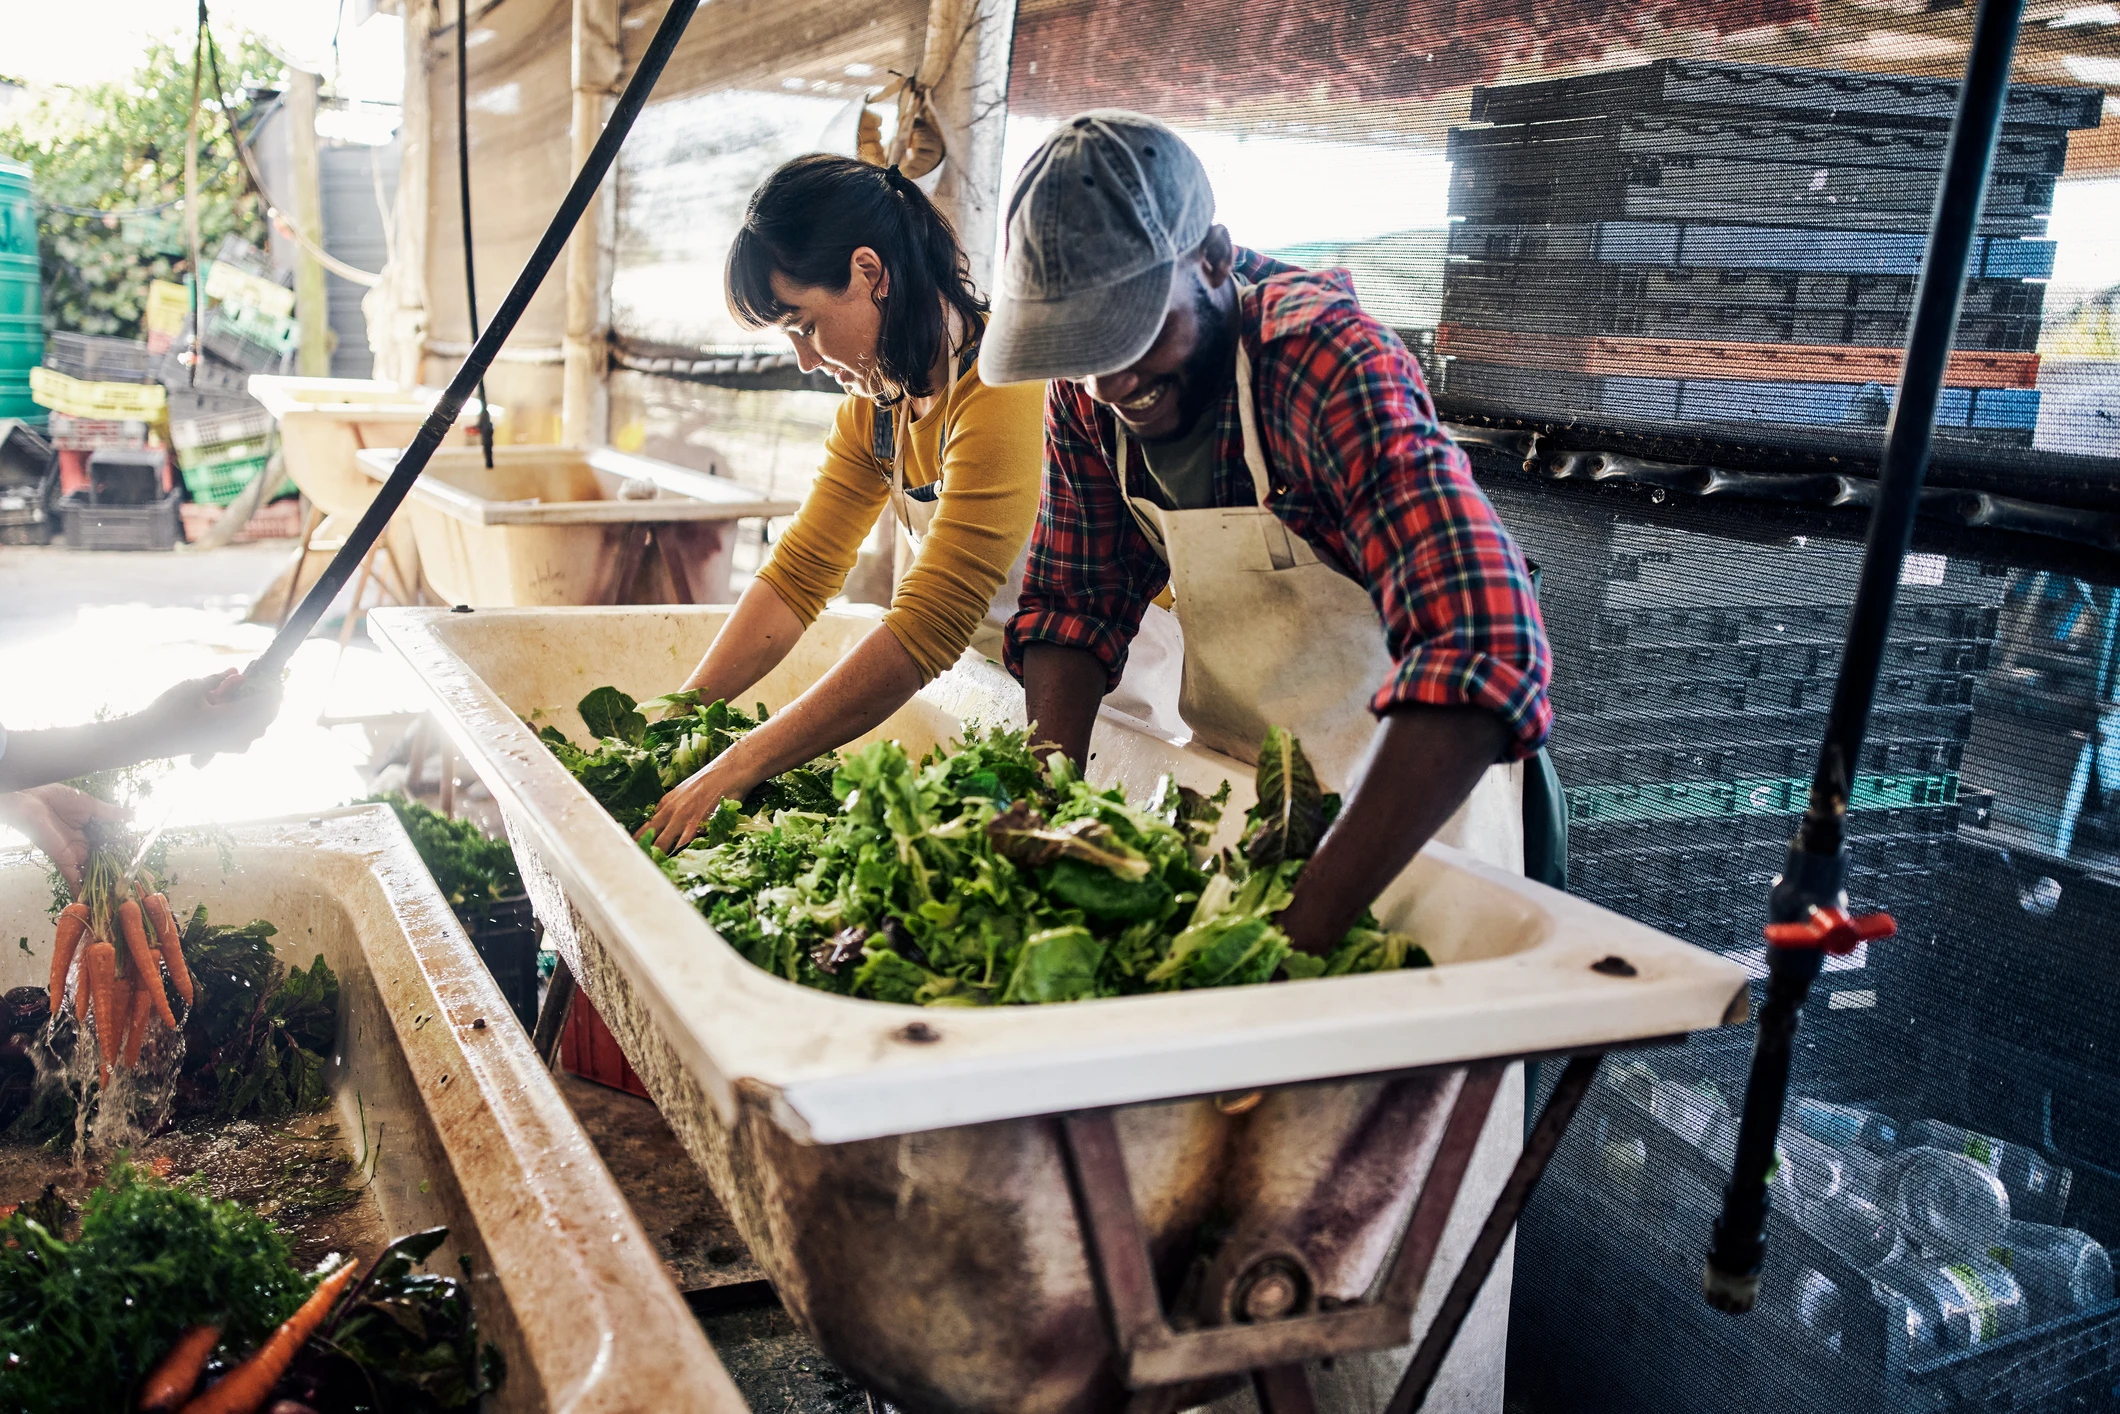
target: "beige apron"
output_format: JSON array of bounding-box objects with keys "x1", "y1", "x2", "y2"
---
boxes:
[
  {"x1": 881, "y1": 360, "x2": 1189, "y2": 740},
  {"x1": 883, "y1": 363, "x2": 1027, "y2": 663},
  {"x1": 1116, "y1": 334, "x2": 1523, "y2": 874}
]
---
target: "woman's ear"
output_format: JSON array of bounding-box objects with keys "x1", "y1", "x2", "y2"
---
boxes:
[{"x1": 850, "y1": 245, "x2": 890, "y2": 303}]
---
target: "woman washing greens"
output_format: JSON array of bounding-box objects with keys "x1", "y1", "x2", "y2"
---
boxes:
[{"x1": 646, "y1": 155, "x2": 1044, "y2": 851}]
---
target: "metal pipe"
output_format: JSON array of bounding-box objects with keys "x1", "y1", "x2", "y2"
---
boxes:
[
  {"x1": 1385, "y1": 1053, "x2": 1602, "y2": 1414},
  {"x1": 457, "y1": 0, "x2": 495, "y2": 467},
  {"x1": 246, "y1": 0, "x2": 702, "y2": 682},
  {"x1": 1703, "y1": 0, "x2": 2027, "y2": 1316}
]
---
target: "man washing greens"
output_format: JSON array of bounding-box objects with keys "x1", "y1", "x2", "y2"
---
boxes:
[{"x1": 982, "y1": 112, "x2": 1553, "y2": 956}]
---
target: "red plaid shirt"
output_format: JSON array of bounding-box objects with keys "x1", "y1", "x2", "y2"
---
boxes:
[{"x1": 1004, "y1": 248, "x2": 1553, "y2": 759}]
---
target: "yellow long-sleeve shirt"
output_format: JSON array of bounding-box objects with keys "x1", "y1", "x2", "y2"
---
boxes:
[{"x1": 754, "y1": 358, "x2": 1046, "y2": 681}]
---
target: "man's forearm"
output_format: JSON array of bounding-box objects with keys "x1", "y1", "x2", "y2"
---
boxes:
[
  {"x1": 1277, "y1": 705, "x2": 1508, "y2": 956},
  {"x1": 0, "y1": 719, "x2": 154, "y2": 794},
  {"x1": 1021, "y1": 643, "x2": 1107, "y2": 770}
]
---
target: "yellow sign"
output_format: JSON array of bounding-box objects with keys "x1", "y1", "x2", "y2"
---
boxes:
[
  {"x1": 203, "y1": 261, "x2": 295, "y2": 319},
  {"x1": 30, "y1": 365, "x2": 168, "y2": 421},
  {"x1": 144, "y1": 279, "x2": 191, "y2": 336}
]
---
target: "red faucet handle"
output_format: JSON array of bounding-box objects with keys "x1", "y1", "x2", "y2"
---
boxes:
[{"x1": 1764, "y1": 906, "x2": 1897, "y2": 955}]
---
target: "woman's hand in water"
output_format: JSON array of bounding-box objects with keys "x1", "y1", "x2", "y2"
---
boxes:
[{"x1": 648, "y1": 753, "x2": 760, "y2": 854}]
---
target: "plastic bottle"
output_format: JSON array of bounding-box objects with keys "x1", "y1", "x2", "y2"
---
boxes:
[
  {"x1": 1870, "y1": 1252, "x2": 2028, "y2": 1349},
  {"x1": 1989, "y1": 1220, "x2": 2114, "y2": 1320},
  {"x1": 1883, "y1": 1146, "x2": 2012, "y2": 1252},
  {"x1": 1906, "y1": 1119, "x2": 2073, "y2": 1225}
]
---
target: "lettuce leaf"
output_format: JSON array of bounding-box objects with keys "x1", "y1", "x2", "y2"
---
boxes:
[{"x1": 541, "y1": 694, "x2": 1426, "y2": 1006}]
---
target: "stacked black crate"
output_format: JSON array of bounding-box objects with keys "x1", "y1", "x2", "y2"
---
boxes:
[
  {"x1": 1491, "y1": 484, "x2": 2003, "y2": 1008},
  {"x1": 1437, "y1": 60, "x2": 2102, "y2": 454},
  {"x1": 1489, "y1": 511, "x2": 2119, "y2": 1414}
]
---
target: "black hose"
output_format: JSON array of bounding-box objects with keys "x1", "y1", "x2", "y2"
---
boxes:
[
  {"x1": 1703, "y1": 0, "x2": 2028, "y2": 1315},
  {"x1": 247, "y1": 0, "x2": 703, "y2": 681},
  {"x1": 458, "y1": 0, "x2": 495, "y2": 468}
]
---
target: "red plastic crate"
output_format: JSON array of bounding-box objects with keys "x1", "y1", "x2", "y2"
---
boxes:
[
  {"x1": 179, "y1": 496, "x2": 304, "y2": 544},
  {"x1": 561, "y1": 987, "x2": 650, "y2": 1099}
]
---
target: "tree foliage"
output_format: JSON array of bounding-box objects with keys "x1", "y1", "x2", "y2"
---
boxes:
[{"x1": 0, "y1": 33, "x2": 282, "y2": 336}]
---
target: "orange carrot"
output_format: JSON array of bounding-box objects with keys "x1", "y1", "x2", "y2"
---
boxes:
[
  {"x1": 117, "y1": 899, "x2": 176, "y2": 1030},
  {"x1": 84, "y1": 941, "x2": 118, "y2": 1082},
  {"x1": 123, "y1": 984, "x2": 154, "y2": 1069},
  {"x1": 48, "y1": 903, "x2": 88, "y2": 1015},
  {"x1": 145, "y1": 894, "x2": 192, "y2": 1008},
  {"x1": 138, "y1": 1324, "x2": 221, "y2": 1412},
  {"x1": 106, "y1": 972, "x2": 135, "y2": 1088},
  {"x1": 177, "y1": 1259, "x2": 359, "y2": 1414}
]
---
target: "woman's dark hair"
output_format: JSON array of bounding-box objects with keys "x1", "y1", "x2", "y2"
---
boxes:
[{"x1": 728, "y1": 153, "x2": 988, "y2": 400}]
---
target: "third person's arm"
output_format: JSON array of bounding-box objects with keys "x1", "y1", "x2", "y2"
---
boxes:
[{"x1": 1022, "y1": 643, "x2": 1107, "y2": 771}]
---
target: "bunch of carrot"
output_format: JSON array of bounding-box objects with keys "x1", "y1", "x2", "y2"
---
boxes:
[
  {"x1": 137, "y1": 1257, "x2": 358, "y2": 1414},
  {"x1": 46, "y1": 848, "x2": 196, "y2": 1088}
]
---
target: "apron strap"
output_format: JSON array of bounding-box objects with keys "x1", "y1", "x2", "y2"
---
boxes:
[
  {"x1": 883, "y1": 329, "x2": 983, "y2": 537},
  {"x1": 1232, "y1": 338, "x2": 1273, "y2": 508}
]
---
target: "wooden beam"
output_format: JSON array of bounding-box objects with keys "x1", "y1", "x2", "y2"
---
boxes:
[
  {"x1": 565, "y1": 0, "x2": 621, "y2": 448},
  {"x1": 368, "y1": 0, "x2": 434, "y2": 386},
  {"x1": 288, "y1": 70, "x2": 333, "y2": 378},
  {"x1": 917, "y1": 0, "x2": 1018, "y2": 294}
]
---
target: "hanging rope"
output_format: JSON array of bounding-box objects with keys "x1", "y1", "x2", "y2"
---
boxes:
[{"x1": 458, "y1": 0, "x2": 496, "y2": 466}]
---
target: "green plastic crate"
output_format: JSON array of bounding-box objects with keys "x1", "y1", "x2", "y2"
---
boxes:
[
  {"x1": 174, "y1": 433, "x2": 272, "y2": 472},
  {"x1": 179, "y1": 452, "x2": 292, "y2": 508},
  {"x1": 1564, "y1": 771, "x2": 1960, "y2": 827}
]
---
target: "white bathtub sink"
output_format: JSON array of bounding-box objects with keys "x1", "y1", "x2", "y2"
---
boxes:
[
  {"x1": 373, "y1": 605, "x2": 1749, "y2": 1146},
  {"x1": 0, "y1": 808, "x2": 740, "y2": 1412}
]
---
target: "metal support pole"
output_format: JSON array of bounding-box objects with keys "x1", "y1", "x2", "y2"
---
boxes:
[
  {"x1": 245, "y1": 0, "x2": 702, "y2": 683},
  {"x1": 1704, "y1": 0, "x2": 2027, "y2": 1315},
  {"x1": 1384, "y1": 1053, "x2": 1602, "y2": 1414},
  {"x1": 533, "y1": 955, "x2": 576, "y2": 1067}
]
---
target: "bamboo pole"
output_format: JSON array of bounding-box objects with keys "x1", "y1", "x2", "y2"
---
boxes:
[
  {"x1": 288, "y1": 70, "x2": 333, "y2": 377},
  {"x1": 562, "y1": 0, "x2": 621, "y2": 449}
]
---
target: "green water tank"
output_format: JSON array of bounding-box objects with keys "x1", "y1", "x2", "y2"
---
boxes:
[{"x1": 0, "y1": 162, "x2": 38, "y2": 380}]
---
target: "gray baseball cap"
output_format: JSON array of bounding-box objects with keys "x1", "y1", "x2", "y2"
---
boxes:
[{"x1": 980, "y1": 111, "x2": 1215, "y2": 386}]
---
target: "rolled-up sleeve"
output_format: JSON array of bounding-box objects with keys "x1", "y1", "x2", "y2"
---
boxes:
[
  {"x1": 1298, "y1": 327, "x2": 1552, "y2": 759},
  {"x1": 1004, "y1": 382, "x2": 1170, "y2": 690}
]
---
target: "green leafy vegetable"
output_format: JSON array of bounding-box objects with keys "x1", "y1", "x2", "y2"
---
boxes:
[
  {"x1": 1242, "y1": 726, "x2": 1336, "y2": 867},
  {"x1": 0, "y1": 1161, "x2": 309, "y2": 1412},
  {"x1": 277, "y1": 1227, "x2": 497, "y2": 1412},
  {"x1": 358, "y1": 793, "x2": 521, "y2": 909},
  {"x1": 0, "y1": 1166, "x2": 494, "y2": 1413},
  {"x1": 178, "y1": 907, "x2": 339, "y2": 1122},
  {"x1": 578, "y1": 686, "x2": 647, "y2": 745},
  {"x1": 539, "y1": 691, "x2": 1431, "y2": 1006}
]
